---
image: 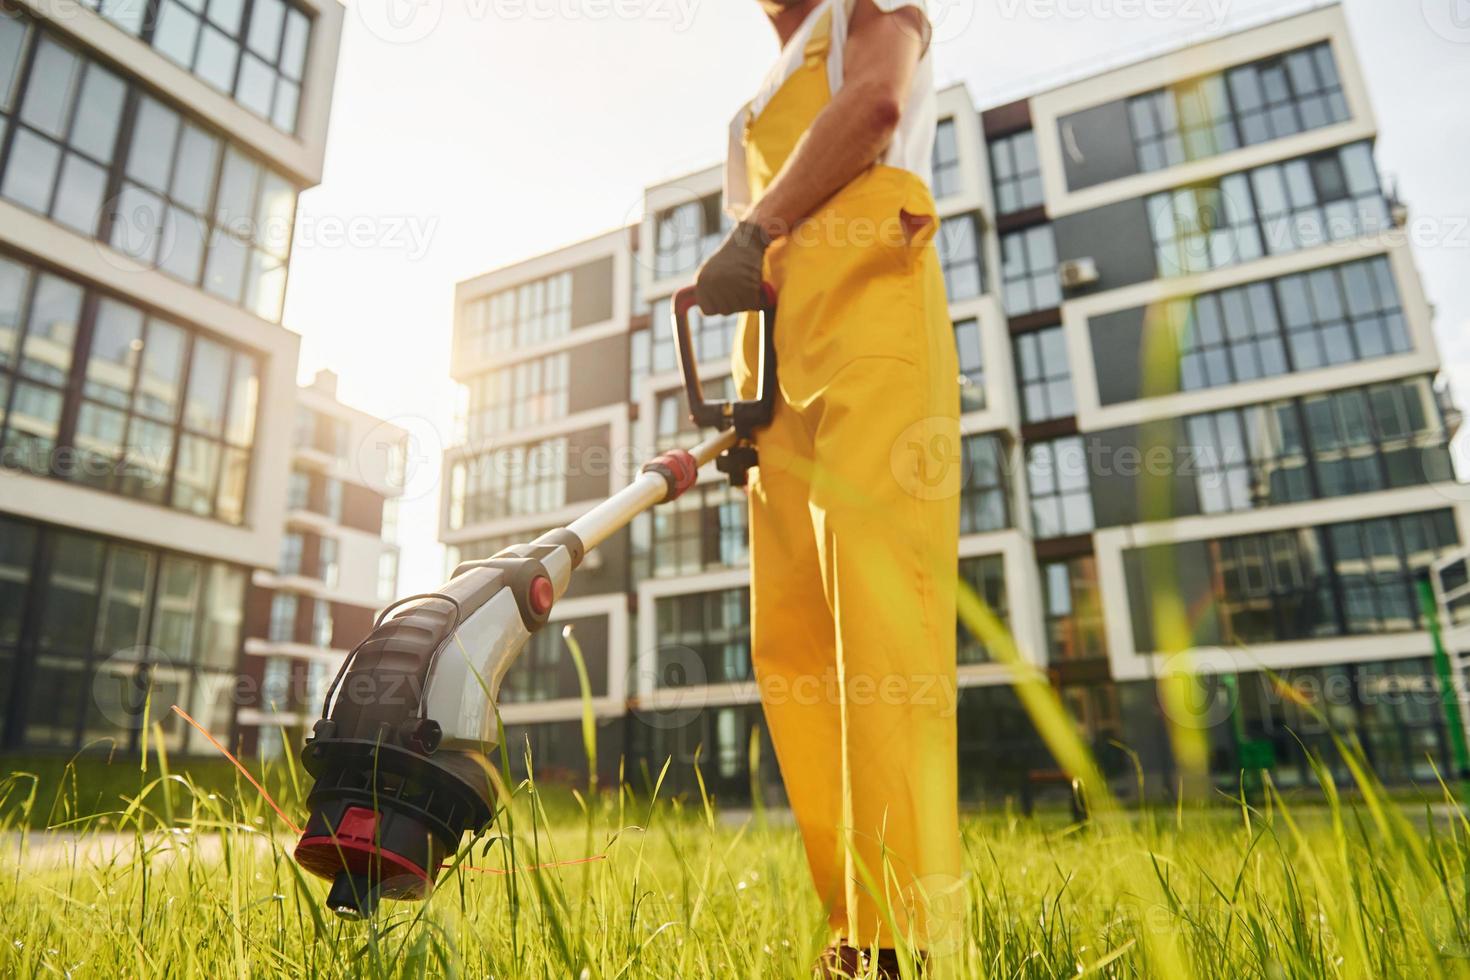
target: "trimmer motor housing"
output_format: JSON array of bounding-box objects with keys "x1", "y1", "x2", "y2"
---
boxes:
[{"x1": 293, "y1": 531, "x2": 582, "y2": 917}]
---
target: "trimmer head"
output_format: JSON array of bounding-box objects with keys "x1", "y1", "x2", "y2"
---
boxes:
[{"x1": 293, "y1": 738, "x2": 495, "y2": 917}]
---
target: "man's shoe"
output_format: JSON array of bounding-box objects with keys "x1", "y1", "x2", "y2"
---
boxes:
[
  {"x1": 814, "y1": 944, "x2": 916, "y2": 979},
  {"x1": 814, "y1": 944, "x2": 864, "y2": 979}
]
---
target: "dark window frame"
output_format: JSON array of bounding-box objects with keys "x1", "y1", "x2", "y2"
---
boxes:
[
  {"x1": 1146, "y1": 141, "x2": 1388, "y2": 279},
  {"x1": 0, "y1": 251, "x2": 262, "y2": 525},
  {"x1": 1125, "y1": 41, "x2": 1348, "y2": 175},
  {"x1": 0, "y1": 12, "x2": 301, "y2": 322},
  {"x1": 1014, "y1": 324, "x2": 1075, "y2": 424},
  {"x1": 988, "y1": 129, "x2": 1043, "y2": 215},
  {"x1": 931, "y1": 116, "x2": 963, "y2": 199}
]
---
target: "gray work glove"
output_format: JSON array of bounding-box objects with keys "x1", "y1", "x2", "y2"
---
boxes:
[{"x1": 695, "y1": 221, "x2": 773, "y2": 316}]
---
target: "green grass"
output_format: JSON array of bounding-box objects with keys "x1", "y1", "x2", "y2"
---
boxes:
[{"x1": 1, "y1": 740, "x2": 1469, "y2": 978}]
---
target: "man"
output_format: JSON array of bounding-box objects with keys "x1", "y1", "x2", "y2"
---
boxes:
[{"x1": 695, "y1": 0, "x2": 963, "y2": 973}]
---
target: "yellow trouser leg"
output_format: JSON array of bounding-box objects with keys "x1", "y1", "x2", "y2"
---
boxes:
[
  {"x1": 749, "y1": 358, "x2": 962, "y2": 946},
  {"x1": 748, "y1": 393, "x2": 846, "y2": 919},
  {"x1": 807, "y1": 354, "x2": 962, "y2": 949}
]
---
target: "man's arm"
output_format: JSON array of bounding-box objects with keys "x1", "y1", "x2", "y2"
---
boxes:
[
  {"x1": 695, "y1": 1, "x2": 928, "y2": 315},
  {"x1": 745, "y1": 1, "x2": 927, "y2": 239}
]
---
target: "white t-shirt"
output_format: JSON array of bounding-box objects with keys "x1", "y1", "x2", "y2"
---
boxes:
[{"x1": 723, "y1": 0, "x2": 937, "y2": 219}]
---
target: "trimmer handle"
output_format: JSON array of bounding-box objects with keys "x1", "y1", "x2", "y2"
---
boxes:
[{"x1": 672, "y1": 284, "x2": 777, "y2": 439}]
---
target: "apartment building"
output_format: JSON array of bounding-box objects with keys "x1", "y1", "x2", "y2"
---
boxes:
[
  {"x1": 0, "y1": 0, "x2": 343, "y2": 752},
  {"x1": 235, "y1": 370, "x2": 404, "y2": 756},
  {"x1": 443, "y1": 3, "x2": 1468, "y2": 801},
  {"x1": 442, "y1": 227, "x2": 641, "y2": 785}
]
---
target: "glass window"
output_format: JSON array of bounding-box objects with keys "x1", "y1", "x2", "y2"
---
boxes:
[
  {"x1": 954, "y1": 318, "x2": 984, "y2": 413},
  {"x1": 1027, "y1": 436, "x2": 1093, "y2": 539},
  {"x1": 960, "y1": 434, "x2": 1010, "y2": 535},
  {"x1": 654, "y1": 194, "x2": 725, "y2": 280},
  {"x1": 0, "y1": 14, "x2": 32, "y2": 114},
  {"x1": 1227, "y1": 44, "x2": 1349, "y2": 148},
  {"x1": 0, "y1": 515, "x2": 36, "y2": 647},
  {"x1": 931, "y1": 117, "x2": 962, "y2": 199},
  {"x1": 1133, "y1": 511, "x2": 1459, "y2": 651},
  {"x1": 286, "y1": 468, "x2": 309, "y2": 510},
  {"x1": 645, "y1": 482, "x2": 748, "y2": 577},
  {"x1": 1000, "y1": 224, "x2": 1061, "y2": 317},
  {"x1": 377, "y1": 549, "x2": 399, "y2": 603},
  {"x1": 150, "y1": 0, "x2": 310, "y2": 132},
  {"x1": 989, "y1": 129, "x2": 1043, "y2": 214},
  {"x1": 653, "y1": 588, "x2": 751, "y2": 687},
  {"x1": 1, "y1": 37, "x2": 122, "y2": 235},
  {"x1": 1277, "y1": 256, "x2": 1409, "y2": 370},
  {"x1": 0, "y1": 255, "x2": 259, "y2": 522},
  {"x1": 1043, "y1": 556, "x2": 1107, "y2": 662},
  {"x1": 957, "y1": 554, "x2": 1007, "y2": 664},
  {"x1": 452, "y1": 434, "x2": 574, "y2": 528},
  {"x1": 464, "y1": 350, "x2": 570, "y2": 440},
  {"x1": 310, "y1": 597, "x2": 332, "y2": 647},
  {"x1": 0, "y1": 15, "x2": 302, "y2": 322},
  {"x1": 152, "y1": 555, "x2": 202, "y2": 663},
  {"x1": 1, "y1": 269, "x2": 81, "y2": 477},
  {"x1": 1148, "y1": 142, "x2": 1385, "y2": 278},
  {"x1": 268, "y1": 591, "x2": 297, "y2": 643},
  {"x1": 1252, "y1": 144, "x2": 1389, "y2": 257},
  {"x1": 37, "y1": 532, "x2": 103, "y2": 654},
  {"x1": 324, "y1": 477, "x2": 343, "y2": 522},
  {"x1": 1189, "y1": 401, "x2": 1311, "y2": 514},
  {"x1": 938, "y1": 212, "x2": 984, "y2": 301},
  {"x1": 1014, "y1": 325, "x2": 1074, "y2": 423},
  {"x1": 649, "y1": 298, "x2": 737, "y2": 372},
  {"x1": 653, "y1": 379, "x2": 733, "y2": 452},
  {"x1": 279, "y1": 532, "x2": 303, "y2": 576},
  {"x1": 1171, "y1": 280, "x2": 1288, "y2": 391},
  {"x1": 1128, "y1": 43, "x2": 1348, "y2": 175},
  {"x1": 461, "y1": 270, "x2": 574, "y2": 358},
  {"x1": 1131, "y1": 256, "x2": 1406, "y2": 405},
  {"x1": 317, "y1": 536, "x2": 339, "y2": 587},
  {"x1": 0, "y1": 516, "x2": 249, "y2": 750},
  {"x1": 1147, "y1": 174, "x2": 1263, "y2": 277}
]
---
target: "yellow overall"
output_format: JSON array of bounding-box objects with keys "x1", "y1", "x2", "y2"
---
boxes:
[{"x1": 732, "y1": 8, "x2": 963, "y2": 950}]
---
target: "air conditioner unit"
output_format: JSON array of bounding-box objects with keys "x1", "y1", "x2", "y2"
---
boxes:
[{"x1": 1058, "y1": 257, "x2": 1099, "y2": 290}]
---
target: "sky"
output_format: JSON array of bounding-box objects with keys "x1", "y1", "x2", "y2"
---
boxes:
[{"x1": 281, "y1": 0, "x2": 1470, "y2": 596}]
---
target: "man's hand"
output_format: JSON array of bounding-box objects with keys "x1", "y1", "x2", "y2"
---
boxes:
[{"x1": 695, "y1": 220, "x2": 772, "y2": 315}]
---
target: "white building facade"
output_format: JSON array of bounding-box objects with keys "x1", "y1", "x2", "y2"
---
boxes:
[
  {"x1": 236, "y1": 369, "x2": 404, "y2": 755},
  {"x1": 0, "y1": 0, "x2": 343, "y2": 752}
]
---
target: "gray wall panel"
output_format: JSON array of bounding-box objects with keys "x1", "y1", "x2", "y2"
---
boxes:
[
  {"x1": 1058, "y1": 100, "x2": 1141, "y2": 191},
  {"x1": 1053, "y1": 198, "x2": 1157, "y2": 297},
  {"x1": 570, "y1": 256, "x2": 615, "y2": 328},
  {"x1": 568, "y1": 332, "x2": 631, "y2": 414}
]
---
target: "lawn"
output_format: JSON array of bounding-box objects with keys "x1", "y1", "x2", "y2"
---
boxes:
[{"x1": 1, "y1": 741, "x2": 1469, "y2": 979}]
